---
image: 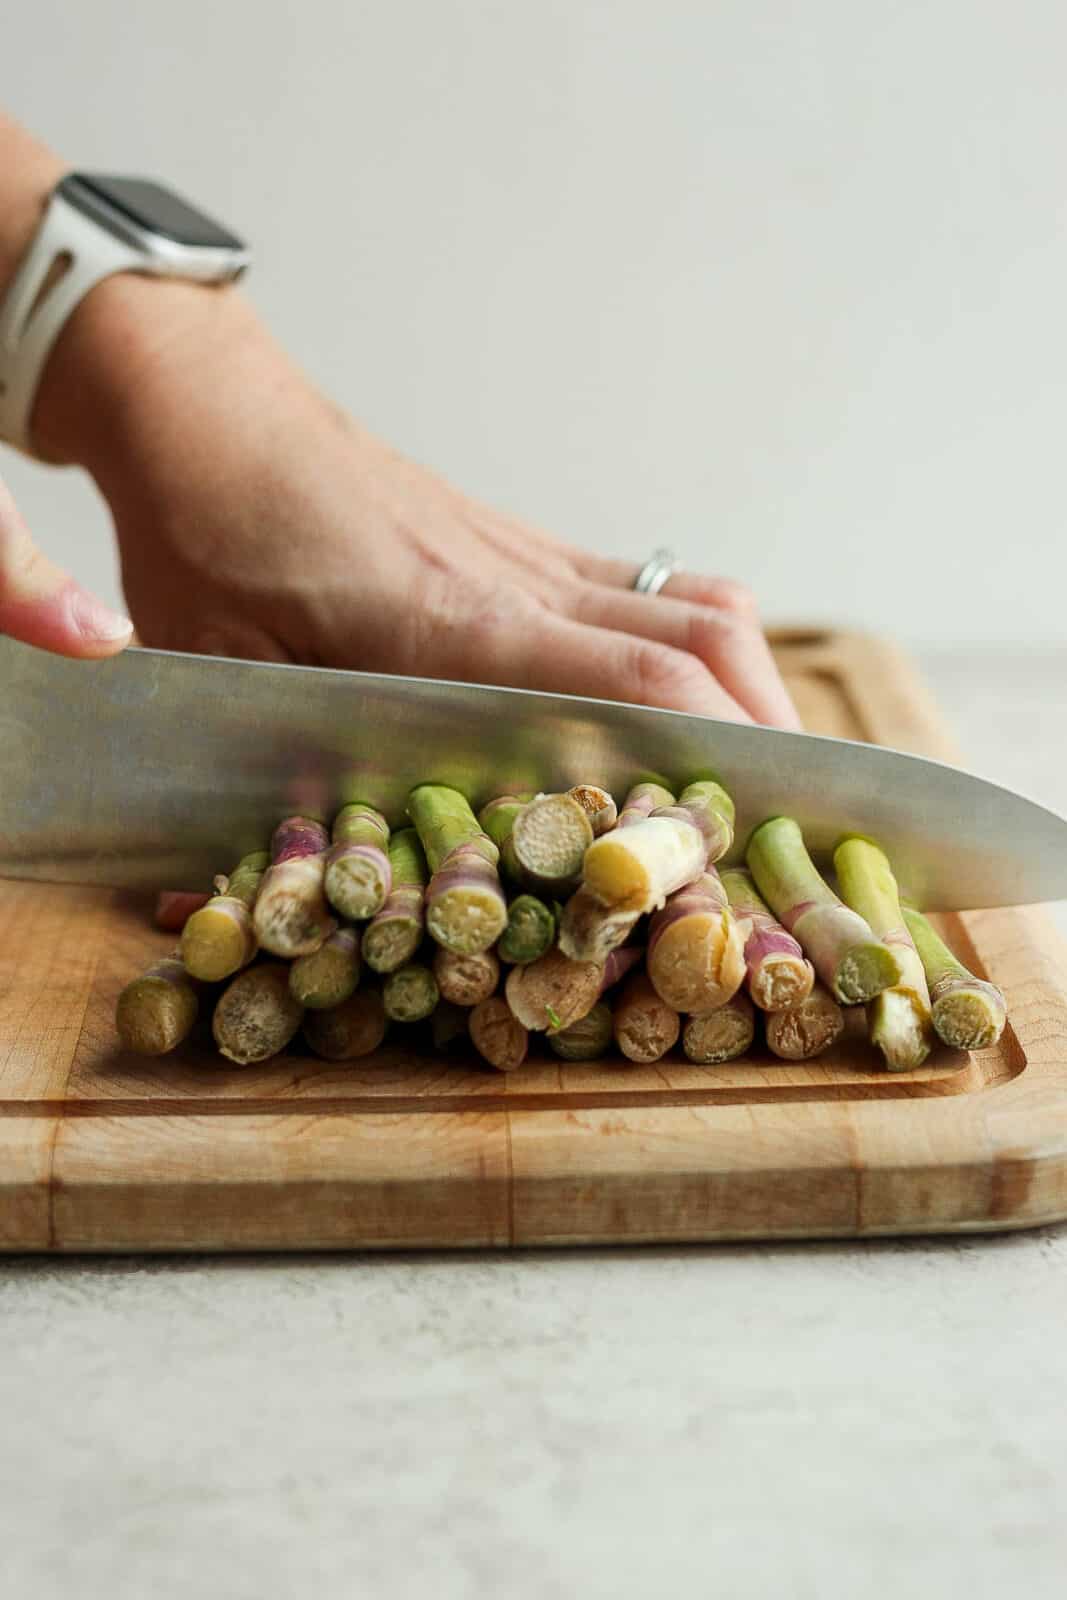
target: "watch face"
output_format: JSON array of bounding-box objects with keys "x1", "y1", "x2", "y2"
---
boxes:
[{"x1": 59, "y1": 173, "x2": 246, "y2": 252}]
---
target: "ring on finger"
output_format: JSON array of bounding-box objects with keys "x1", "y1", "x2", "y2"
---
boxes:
[{"x1": 631, "y1": 547, "x2": 680, "y2": 597}]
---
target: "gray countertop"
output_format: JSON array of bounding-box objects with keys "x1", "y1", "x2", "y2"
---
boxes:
[{"x1": 2, "y1": 649, "x2": 1065, "y2": 1600}]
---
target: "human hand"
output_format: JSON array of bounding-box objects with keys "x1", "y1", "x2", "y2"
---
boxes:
[{"x1": 36, "y1": 277, "x2": 800, "y2": 727}]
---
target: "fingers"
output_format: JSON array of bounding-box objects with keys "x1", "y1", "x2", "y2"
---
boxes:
[{"x1": 0, "y1": 474, "x2": 133, "y2": 657}]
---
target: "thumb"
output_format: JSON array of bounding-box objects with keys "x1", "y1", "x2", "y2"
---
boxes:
[{"x1": 0, "y1": 472, "x2": 133, "y2": 658}]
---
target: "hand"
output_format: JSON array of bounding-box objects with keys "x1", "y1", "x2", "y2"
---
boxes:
[{"x1": 36, "y1": 277, "x2": 800, "y2": 727}]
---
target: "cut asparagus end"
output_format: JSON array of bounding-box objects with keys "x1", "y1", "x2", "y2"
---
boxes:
[
  {"x1": 613, "y1": 971, "x2": 681, "y2": 1063},
  {"x1": 469, "y1": 996, "x2": 529, "y2": 1071},
  {"x1": 304, "y1": 989, "x2": 388, "y2": 1060},
  {"x1": 557, "y1": 884, "x2": 639, "y2": 962},
  {"x1": 213, "y1": 964, "x2": 304, "y2": 1065},
  {"x1": 749, "y1": 953, "x2": 815, "y2": 1012},
  {"x1": 548, "y1": 1001, "x2": 614, "y2": 1061},
  {"x1": 382, "y1": 964, "x2": 440, "y2": 1024},
  {"x1": 426, "y1": 881, "x2": 508, "y2": 955},
  {"x1": 931, "y1": 986, "x2": 1006, "y2": 1052},
  {"x1": 432, "y1": 946, "x2": 500, "y2": 1007},
  {"x1": 181, "y1": 899, "x2": 256, "y2": 983},
  {"x1": 764, "y1": 985, "x2": 845, "y2": 1061},
  {"x1": 254, "y1": 850, "x2": 334, "y2": 958},
  {"x1": 115, "y1": 958, "x2": 199, "y2": 1056},
  {"x1": 832, "y1": 941, "x2": 903, "y2": 1005},
  {"x1": 682, "y1": 994, "x2": 755, "y2": 1065},
  {"x1": 647, "y1": 896, "x2": 746, "y2": 1016},
  {"x1": 504, "y1": 948, "x2": 604, "y2": 1032},
  {"x1": 869, "y1": 986, "x2": 934, "y2": 1071},
  {"x1": 362, "y1": 913, "x2": 423, "y2": 974},
  {"x1": 289, "y1": 927, "x2": 361, "y2": 1009},
  {"x1": 567, "y1": 784, "x2": 618, "y2": 836},
  {"x1": 582, "y1": 816, "x2": 706, "y2": 913},
  {"x1": 324, "y1": 844, "x2": 391, "y2": 921},
  {"x1": 510, "y1": 793, "x2": 593, "y2": 889},
  {"x1": 498, "y1": 894, "x2": 556, "y2": 964}
]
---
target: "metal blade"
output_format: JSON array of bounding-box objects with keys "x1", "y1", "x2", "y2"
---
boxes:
[{"x1": 0, "y1": 637, "x2": 1064, "y2": 909}]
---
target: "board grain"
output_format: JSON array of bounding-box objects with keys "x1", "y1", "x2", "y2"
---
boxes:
[{"x1": 1, "y1": 628, "x2": 1065, "y2": 1250}]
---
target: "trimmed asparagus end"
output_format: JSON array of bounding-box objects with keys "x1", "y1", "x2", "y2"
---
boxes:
[
  {"x1": 213, "y1": 964, "x2": 304, "y2": 1065},
  {"x1": 869, "y1": 986, "x2": 933, "y2": 1071},
  {"x1": 181, "y1": 899, "x2": 257, "y2": 983},
  {"x1": 383, "y1": 963, "x2": 440, "y2": 1024},
  {"x1": 324, "y1": 843, "x2": 391, "y2": 921},
  {"x1": 549, "y1": 1001, "x2": 614, "y2": 1061},
  {"x1": 304, "y1": 988, "x2": 388, "y2": 1060},
  {"x1": 289, "y1": 926, "x2": 361, "y2": 1009},
  {"x1": 498, "y1": 894, "x2": 556, "y2": 964},
  {"x1": 682, "y1": 993, "x2": 755, "y2": 1065},
  {"x1": 432, "y1": 946, "x2": 500, "y2": 1007},
  {"x1": 646, "y1": 873, "x2": 746, "y2": 1015},
  {"x1": 765, "y1": 985, "x2": 845, "y2": 1061},
  {"x1": 612, "y1": 971, "x2": 681, "y2": 1063},
  {"x1": 557, "y1": 884, "x2": 640, "y2": 963},
  {"x1": 509, "y1": 793, "x2": 593, "y2": 890},
  {"x1": 833, "y1": 941, "x2": 903, "y2": 1005},
  {"x1": 582, "y1": 815, "x2": 706, "y2": 914},
  {"x1": 362, "y1": 903, "x2": 424, "y2": 974},
  {"x1": 425, "y1": 850, "x2": 508, "y2": 954},
  {"x1": 750, "y1": 954, "x2": 815, "y2": 1012},
  {"x1": 567, "y1": 784, "x2": 618, "y2": 836},
  {"x1": 115, "y1": 956, "x2": 199, "y2": 1056},
  {"x1": 504, "y1": 947, "x2": 603, "y2": 1032},
  {"x1": 469, "y1": 995, "x2": 529, "y2": 1071},
  {"x1": 931, "y1": 985, "x2": 1006, "y2": 1052}
]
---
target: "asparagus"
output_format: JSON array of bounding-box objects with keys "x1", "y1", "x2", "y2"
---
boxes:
[
  {"x1": 324, "y1": 803, "x2": 391, "y2": 921},
  {"x1": 682, "y1": 992, "x2": 756, "y2": 1065},
  {"x1": 720, "y1": 867, "x2": 815, "y2": 1012},
  {"x1": 409, "y1": 785, "x2": 508, "y2": 955},
  {"x1": 834, "y1": 836, "x2": 934, "y2": 1071},
  {"x1": 181, "y1": 850, "x2": 269, "y2": 982},
  {"x1": 115, "y1": 953, "x2": 199, "y2": 1056},
  {"x1": 549, "y1": 1001, "x2": 614, "y2": 1061},
  {"x1": 612, "y1": 970, "x2": 681, "y2": 1063},
  {"x1": 254, "y1": 817, "x2": 335, "y2": 958},
  {"x1": 567, "y1": 784, "x2": 618, "y2": 836},
  {"x1": 618, "y1": 781, "x2": 675, "y2": 827},
  {"x1": 646, "y1": 869, "x2": 747, "y2": 1015},
  {"x1": 557, "y1": 883, "x2": 641, "y2": 964},
  {"x1": 580, "y1": 780, "x2": 734, "y2": 917},
  {"x1": 747, "y1": 818, "x2": 902, "y2": 1004},
  {"x1": 382, "y1": 962, "x2": 440, "y2": 1023},
  {"x1": 432, "y1": 946, "x2": 500, "y2": 1007},
  {"x1": 289, "y1": 925, "x2": 362, "y2": 1010},
  {"x1": 507, "y1": 793, "x2": 594, "y2": 893},
  {"x1": 361, "y1": 829, "x2": 428, "y2": 973},
  {"x1": 504, "y1": 946, "x2": 604, "y2": 1033},
  {"x1": 478, "y1": 794, "x2": 528, "y2": 881},
  {"x1": 469, "y1": 995, "x2": 529, "y2": 1071},
  {"x1": 213, "y1": 963, "x2": 304, "y2": 1065},
  {"x1": 764, "y1": 984, "x2": 845, "y2": 1060},
  {"x1": 903, "y1": 907, "x2": 1007, "y2": 1052},
  {"x1": 304, "y1": 988, "x2": 388, "y2": 1060},
  {"x1": 498, "y1": 893, "x2": 556, "y2": 964},
  {"x1": 600, "y1": 945, "x2": 645, "y2": 993}
]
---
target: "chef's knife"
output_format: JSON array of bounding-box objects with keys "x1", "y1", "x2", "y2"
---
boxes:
[{"x1": 0, "y1": 636, "x2": 1064, "y2": 910}]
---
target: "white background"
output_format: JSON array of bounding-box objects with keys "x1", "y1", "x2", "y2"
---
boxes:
[{"x1": 3, "y1": 0, "x2": 1065, "y2": 647}]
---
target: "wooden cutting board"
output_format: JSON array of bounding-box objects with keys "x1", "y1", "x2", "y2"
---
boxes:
[{"x1": 2, "y1": 628, "x2": 1065, "y2": 1252}]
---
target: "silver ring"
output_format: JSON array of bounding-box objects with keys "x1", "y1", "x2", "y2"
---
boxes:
[{"x1": 632, "y1": 546, "x2": 680, "y2": 596}]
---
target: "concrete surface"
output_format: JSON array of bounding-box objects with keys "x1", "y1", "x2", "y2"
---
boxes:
[{"x1": 1, "y1": 650, "x2": 1065, "y2": 1600}]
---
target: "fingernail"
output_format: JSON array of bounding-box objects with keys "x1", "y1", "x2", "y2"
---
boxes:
[{"x1": 70, "y1": 587, "x2": 134, "y2": 642}]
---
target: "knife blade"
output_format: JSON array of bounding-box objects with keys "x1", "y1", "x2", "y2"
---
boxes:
[{"x1": 0, "y1": 636, "x2": 1064, "y2": 910}]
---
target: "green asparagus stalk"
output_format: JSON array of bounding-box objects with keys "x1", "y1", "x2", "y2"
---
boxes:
[
  {"x1": 646, "y1": 869, "x2": 747, "y2": 1015},
  {"x1": 408, "y1": 785, "x2": 508, "y2": 955},
  {"x1": 498, "y1": 893, "x2": 556, "y2": 964},
  {"x1": 504, "y1": 946, "x2": 604, "y2": 1033},
  {"x1": 180, "y1": 851, "x2": 269, "y2": 982},
  {"x1": 720, "y1": 867, "x2": 815, "y2": 1012},
  {"x1": 747, "y1": 818, "x2": 902, "y2": 1004},
  {"x1": 764, "y1": 983, "x2": 845, "y2": 1060},
  {"x1": 549, "y1": 1000, "x2": 614, "y2": 1061},
  {"x1": 324, "y1": 803, "x2": 392, "y2": 921},
  {"x1": 432, "y1": 946, "x2": 500, "y2": 1007},
  {"x1": 567, "y1": 784, "x2": 618, "y2": 836},
  {"x1": 254, "y1": 817, "x2": 336, "y2": 958},
  {"x1": 902, "y1": 907, "x2": 1007, "y2": 1051},
  {"x1": 382, "y1": 962, "x2": 440, "y2": 1023},
  {"x1": 834, "y1": 836, "x2": 934, "y2": 1070},
  {"x1": 682, "y1": 992, "x2": 755, "y2": 1065},
  {"x1": 478, "y1": 794, "x2": 528, "y2": 881},
  {"x1": 213, "y1": 963, "x2": 304, "y2": 1065},
  {"x1": 469, "y1": 995, "x2": 528, "y2": 1071},
  {"x1": 289, "y1": 925, "x2": 362, "y2": 1009},
  {"x1": 612, "y1": 970, "x2": 681, "y2": 1063},
  {"x1": 580, "y1": 779, "x2": 734, "y2": 916},
  {"x1": 304, "y1": 987, "x2": 388, "y2": 1060},
  {"x1": 362, "y1": 829, "x2": 428, "y2": 973},
  {"x1": 617, "y1": 781, "x2": 675, "y2": 827},
  {"x1": 115, "y1": 953, "x2": 199, "y2": 1056}
]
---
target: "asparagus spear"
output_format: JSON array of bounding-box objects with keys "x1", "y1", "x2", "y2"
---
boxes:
[
  {"x1": 646, "y1": 869, "x2": 747, "y2": 1015},
  {"x1": 115, "y1": 953, "x2": 199, "y2": 1056},
  {"x1": 747, "y1": 818, "x2": 902, "y2": 1004},
  {"x1": 498, "y1": 893, "x2": 556, "y2": 964},
  {"x1": 362, "y1": 829, "x2": 428, "y2": 973},
  {"x1": 580, "y1": 780, "x2": 734, "y2": 916},
  {"x1": 432, "y1": 946, "x2": 500, "y2": 1007},
  {"x1": 504, "y1": 946, "x2": 604, "y2": 1033},
  {"x1": 181, "y1": 850, "x2": 269, "y2": 982},
  {"x1": 254, "y1": 817, "x2": 336, "y2": 958},
  {"x1": 324, "y1": 803, "x2": 391, "y2": 921},
  {"x1": 834, "y1": 836, "x2": 934, "y2": 1071},
  {"x1": 617, "y1": 781, "x2": 676, "y2": 827},
  {"x1": 720, "y1": 867, "x2": 815, "y2": 1012},
  {"x1": 213, "y1": 963, "x2": 304, "y2": 1065},
  {"x1": 304, "y1": 988, "x2": 388, "y2": 1060},
  {"x1": 567, "y1": 784, "x2": 618, "y2": 836},
  {"x1": 764, "y1": 984, "x2": 845, "y2": 1060},
  {"x1": 382, "y1": 963, "x2": 440, "y2": 1024},
  {"x1": 507, "y1": 793, "x2": 593, "y2": 893},
  {"x1": 557, "y1": 884, "x2": 641, "y2": 964},
  {"x1": 612, "y1": 970, "x2": 681, "y2": 1063},
  {"x1": 682, "y1": 992, "x2": 755, "y2": 1065},
  {"x1": 408, "y1": 785, "x2": 508, "y2": 955},
  {"x1": 549, "y1": 1001, "x2": 614, "y2": 1061},
  {"x1": 902, "y1": 907, "x2": 1007, "y2": 1051},
  {"x1": 469, "y1": 996, "x2": 529, "y2": 1071},
  {"x1": 289, "y1": 925, "x2": 362, "y2": 1010},
  {"x1": 478, "y1": 794, "x2": 528, "y2": 882}
]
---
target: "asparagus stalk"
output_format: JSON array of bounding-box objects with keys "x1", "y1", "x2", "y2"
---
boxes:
[
  {"x1": 115, "y1": 953, "x2": 199, "y2": 1056},
  {"x1": 764, "y1": 984, "x2": 845, "y2": 1060},
  {"x1": 646, "y1": 869, "x2": 747, "y2": 1015},
  {"x1": 289, "y1": 925, "x2": 362, "y2": 1009},
  {"x1": 617, "y1": 781, "x2": 675, "y2": 827},
  {"x1": 600, "y1": 945, "x2": 644, "y2": 993},
  {"x1": 834, "y1": 836, "x2": 934, "y2": 1071},
  {"x1": 382, "y1": 963, "x2": 440, "y2": 1024},
  {"x1": 469, "y1": 996, "x2": 529, "y2": 1071},
  {"x1": 478, "y1": 794, "x2": 528, "y2": 882},
  {"x1": 361, "y1": 829, "x2": 428, "y2": 973},
  {"x1": 324, "y1": 803, "x2": 391, "y2": 921},
  {"x1": 213, "y1": 963, "x2": 304, "y2": 1065},
  {"x1": 612, "y1": 970, "x2": 681, "y2": 1063},
  {"x1": 720, "y1": 867, "x2": 815, "y2": 1012},
  {"x1": 682, "y1": 992, "x2": 756, "y2": 1065},
  {"x1": 506, "y1": 793, "x2": 594, "y2": 893},
  {"x1": 304, "y1": 988, "x2": 388, "y2": 1060},
  {"x1": 567, "y1": 784, "x2": 618, "y2": 836},
  {"x1": 254, "y1": 817, "x2": 335, "y2": 958},
  {"x1": 902, "y1": 907, "x2": 1007, "y2": 1052},
  {"x1": 154, "y1": 891, "x2": 211, "y2": 932},
  {"x1": 432, "y1": 946, "x2": 500, "y2": 1007},
  {"x1": 557, "y1": 883, "x2": 641, "y2": 963},
  {"x1": 579, "y1": 780, "x2": 734, "y2": 916},
  {"x1": 504, "y1": 946, "x2": 604, "y2": 1033},
  {"x1": 747, "y1": 818, "x2": 902, "y2": 1004},
  {"x1": 498, "y1": 893, "x2": 556, "y2": 964},
  {"x1": 549, "y1": 1001, "x2": 614, "y2": 1061},
  {"x1": 181, "y1": 850, "x2": 270, "y2": 982},
  {"x1": 409, "y1": 785, "x2": 508, "y2": 955}
]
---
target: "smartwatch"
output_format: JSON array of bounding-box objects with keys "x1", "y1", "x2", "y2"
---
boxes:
[{"x1": 0, "y1": 173, "x2": 250, "y2": 455}]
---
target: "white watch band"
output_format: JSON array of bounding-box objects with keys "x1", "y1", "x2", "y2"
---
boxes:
[{"x1": 0, "y1": 189, "x2": 143, "y2": 456}]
